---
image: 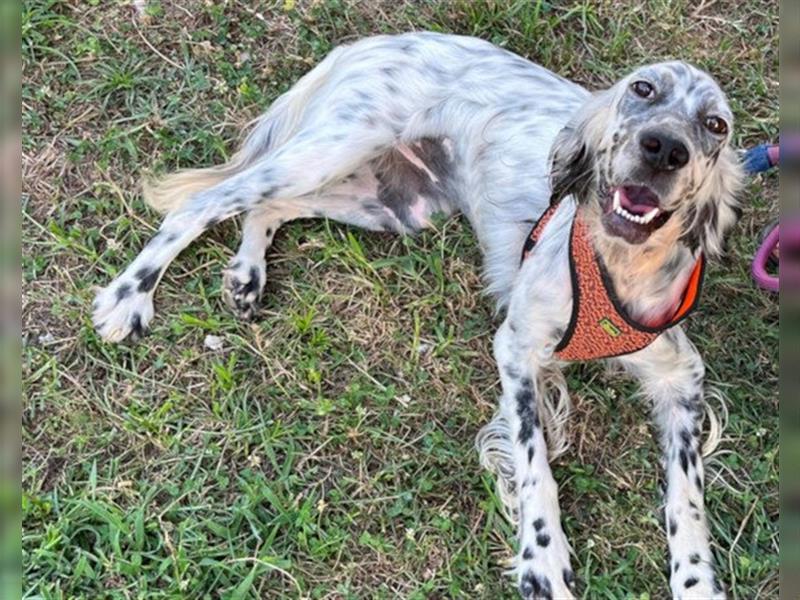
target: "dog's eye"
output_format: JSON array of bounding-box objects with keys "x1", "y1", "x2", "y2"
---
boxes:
[
  {"x1": 631, "y1": 80, "x2": 655, "y2": 99},
  {"x1": 704, "y1": 116, "x2": 728, "y2": 136}
]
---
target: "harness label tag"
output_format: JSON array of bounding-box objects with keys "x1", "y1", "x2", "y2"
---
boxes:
[{"x1": 598, "y1": 317, "x2": 622, "y2": 338}]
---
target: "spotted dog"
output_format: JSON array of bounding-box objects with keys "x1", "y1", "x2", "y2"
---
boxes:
[{"x1": 92, "y1": 32, "x2": 742, "y2": 599}]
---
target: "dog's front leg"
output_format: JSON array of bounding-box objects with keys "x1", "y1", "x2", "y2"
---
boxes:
[
  {"x1": 494, "y1": 319, "x2": 575, "y2": 600},
  {"x1": 619, "y1": 329, "x2": 725, "y2": 599}
]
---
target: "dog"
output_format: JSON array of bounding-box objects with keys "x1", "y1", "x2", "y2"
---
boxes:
[{"x1": 92, "y1": 32, "x2": 743, "y2": 599}]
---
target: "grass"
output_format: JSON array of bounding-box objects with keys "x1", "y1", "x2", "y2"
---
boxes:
[{"x1": 22, "y1": 0, "x2": 778, "y2": 598}]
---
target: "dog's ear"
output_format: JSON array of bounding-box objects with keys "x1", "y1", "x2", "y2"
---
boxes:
[
  {"x1": 548, "y1": 90, "x2": 613, "y2": 205},
  {"x1": 680, "y1": 144, "x2": 745, "y2": 257}
]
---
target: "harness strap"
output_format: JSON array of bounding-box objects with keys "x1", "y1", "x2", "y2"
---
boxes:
[
  {"x1": 521, "y1": 204, "x2": 560, "y2": 263},
  {"x1": 521, "y1": 207, "x2": 705, "y2": 361}
]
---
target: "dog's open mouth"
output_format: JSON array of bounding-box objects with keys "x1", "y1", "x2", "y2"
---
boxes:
[{"x1": 601, "y1": 185, "x2": 672, "y2": 244}]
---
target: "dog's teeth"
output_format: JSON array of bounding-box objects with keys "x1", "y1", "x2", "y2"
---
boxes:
[
  {"x1": 641, "y1": 208, "x2": 660, "y2": 224},
  {"x1": 613, "y1": 199, "x2": 660, "y2": 225},
  {"x1": 615, "y1": 204, "x2": 637, "y2": 223}
]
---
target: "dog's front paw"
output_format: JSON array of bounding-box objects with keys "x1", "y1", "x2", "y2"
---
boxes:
[
  {"x1": 517, "y1": 565, "x2": 576, "y2": 600},
  {"x1": 92, "y1": 281, "x2": 154, "y2": 342},
  {"x1": 222, "y1": 258, "x2": 266, "y2": 320},
  {"x1": 517, "y1": 553, "x2": 576, "y2": 600}
]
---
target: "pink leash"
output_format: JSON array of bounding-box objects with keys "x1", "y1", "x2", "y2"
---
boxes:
[{"x1": 751, "y1": 223, "x2": 778, "y2": 292}]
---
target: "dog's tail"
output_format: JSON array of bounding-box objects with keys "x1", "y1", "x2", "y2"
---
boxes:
[{"x1": 142, "y1": 44, "x2": 349, "y2": 214}]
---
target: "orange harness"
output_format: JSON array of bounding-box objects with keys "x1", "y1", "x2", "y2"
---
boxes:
[{"x1": 521, "y1": 205, "x2": 705, "y2": 361}]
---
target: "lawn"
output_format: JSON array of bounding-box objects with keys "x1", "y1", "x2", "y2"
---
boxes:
[{"x1": 22, "y1": 1, "x2": 778, "y2": 598}]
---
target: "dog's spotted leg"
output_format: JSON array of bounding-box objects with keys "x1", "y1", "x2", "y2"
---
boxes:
[
  {"x1": 619, "y1": 329, "x2": 725, "y2": 600},
  {"x1": 222, "y1": 144, "x2": 457, "y2": 319},
  {"x1": 92, "y1": 121, "x2": 397, "y2": 341},
  {"x1": 222, "y1": 208, "x2": 275, "y2": 320},
  {"x1": 493, "y1": 319, "x2": 575, "y2": 600}
]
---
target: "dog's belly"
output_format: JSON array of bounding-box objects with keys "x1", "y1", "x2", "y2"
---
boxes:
[{"x1": 316, "y1": 137, "x2": 461, "y2": 233}]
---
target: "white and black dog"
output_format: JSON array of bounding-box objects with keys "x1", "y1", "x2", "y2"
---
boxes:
[{"x1": 92, "y1": 32, "x2": 743, "y2": 599}]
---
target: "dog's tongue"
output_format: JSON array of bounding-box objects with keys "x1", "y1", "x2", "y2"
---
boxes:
[{"x1": 618, "y1": 185, "x2": 660, "y2": 215}]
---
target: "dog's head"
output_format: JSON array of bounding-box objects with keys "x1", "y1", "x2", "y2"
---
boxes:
[{"x1": 550, "y1": 61, "x2": 743, "y2": 257}]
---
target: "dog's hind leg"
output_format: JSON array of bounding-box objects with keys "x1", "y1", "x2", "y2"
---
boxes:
[
  {"x1": 222, "y1": 139, "x2": 459, "y2": 319},
  {"x1": 92, "y1": 124, "x2": 391, "y2": 342},
  {"x1": 93, "y1": 131, "x2": 459, "y2": 341}
]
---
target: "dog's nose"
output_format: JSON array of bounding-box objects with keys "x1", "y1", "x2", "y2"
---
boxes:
[{"x1": 639, "y1": 131, "x2": 690, "y2": 172}]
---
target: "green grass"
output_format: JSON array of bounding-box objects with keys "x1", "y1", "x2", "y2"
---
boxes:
[{"x1": 22, "y1": 1, "x2": 778, "y2": 598}]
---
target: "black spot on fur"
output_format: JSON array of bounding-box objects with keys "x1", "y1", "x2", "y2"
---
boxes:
[
  {"x1": 679, "y1": 449, "x2": 689, "y2": 474},
  {"x1": 533, "y1": 518, "x2": 544, "y2": 531},
  {"x1": 165, "y1": 233, "x2": 177, "y2": 243},
  {"x1": 241, "y1": 267, "x2": 260, "y2": 298},
  {"x1": 527, "y1": 446, "x2": 534, "y2": 463},
  {"x1": 673, "y1": 560, "x2": 680, "y2": 573},
  {"x1": 536, "y1": 533, "x2": 550, "y2": 547},
  {"x1": 688, "y1": 449, "x2": 698, "y2": 467},
  {"x1": 265, "y1": 228, "x2": 273, "y2": 238},
  {"x1": 669, "y1": 518, "x2": 677, "y2": 536},
  {"x1": 562, "y1": 569, "x2": 575, "y2": 590},
  {"x1": 519, "y1": 570, "x2": 552, "y2": 600},
  {"x1": 260, "y1": 185, "x2": 278, "y2": 200},
  {"x1": 689, "y1": 553, "x2": 700, "y2": 565},
  {"x1": 130, "y1": 313, "x2": 145, "y2": 339},
  {"x1": 695, "y1": 474, "x2": 703, "y2": 491},
  {"x1": 689, "y1": 500, "x2": 698, "y2": 510},
  {"x1": 522, "y1": 547, "x2": 534, "y2": 560},
  {"x1": 516, "y1": 387, "x2": 536, "y2": 443},
  {"x1": 115, "y1": 283, "x2": 131, "y2": 302},
  {"x1": 679, "y1": 394, "x2": 703, "y2": 415},
  {"x1": 680, "y1": 428, "x2": 692, "y2": 447},
  {"x1": 135, "y1": 267, "x2": 160, "y2": 293},
  {"x1": 684, "y1": 577, "x2": 699, "y2": 589}
]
